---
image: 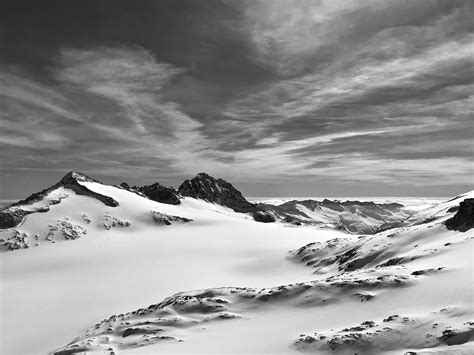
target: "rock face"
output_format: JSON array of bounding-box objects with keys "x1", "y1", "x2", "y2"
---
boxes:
[
  {"x1": 0, "y1": 210, "x2": 31, "y2": 230},
  {"x1": 0, "y1": 171, "x2": 118, "y2": 229},
  {"x1": 136, "y1": 183, "x2": 181, "y2": 205},
  {"x1": 252, "y1": 210, "x2": 276, "y2": 223},
  {"x1": 56, "y1": 172, "x2": 119, "y2": 207},
  {"x1": 178, "y1": 173, "x2": 257, "y2": 213},
  {"x1": 445, "y1": 199, "x2": 474, "y2": 232}
]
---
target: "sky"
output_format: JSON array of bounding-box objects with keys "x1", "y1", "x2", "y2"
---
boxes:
[{"x1": 0, "y1": 0, "x2": 473, "y2": 198}]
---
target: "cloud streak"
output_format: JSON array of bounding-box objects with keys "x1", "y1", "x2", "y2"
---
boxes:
[{"x1": 0, "y1": 0, "x2": 472, "y2": 197}]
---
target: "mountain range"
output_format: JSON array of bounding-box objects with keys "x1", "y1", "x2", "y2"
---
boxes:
[
  {"x1": 3, "y1": 171, "x2": 469, "y2": 251},
  {"x1": 1, "y1": 171, "x2": 473, "y2": 354}
]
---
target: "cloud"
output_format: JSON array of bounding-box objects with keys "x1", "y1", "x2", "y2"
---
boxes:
[
  {"x1": 57, "y1": 47, "x2": 188, "y2": 132},
  {"x1": 0, "y1": 70, "x2": 81, "y2": 123},
  {"x1": 0, "y1": 1, "x2": 472, "y2": 196},
  {"x1": 225, "y1": 38, "x2": 474, "y2": 122},
  {"x1": 0, "y1": 71, "x2": 77, "y2": 149},
  {"x1": 204, "y1": 0, "x2": 474, "y2": 189},
  {"x1": 56, "y1": 46, "x2": 213, "y2": 173},
  {"x1": 239, "y1": 0, "x2": 472, "y2": 75}
]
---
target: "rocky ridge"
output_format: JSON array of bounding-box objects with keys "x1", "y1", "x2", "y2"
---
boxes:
[
  {"x1": 178, "y1": 172, "x2": 256, "y2": 213},
  {"x1": 2, "y1": 171, "x2": 473, "y2": 236},
  {"x1": 130, "y1": 182, "x2": 181, "y2": 205},
  {"x1": 0, "y1": 172, "x2": 118, "y2": 229}
]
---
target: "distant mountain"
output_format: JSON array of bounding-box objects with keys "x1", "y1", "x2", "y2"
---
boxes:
[
  {"x1": 375, "y1": 192, "x2": 474, "y2": 232},
  {"x1": 259, "y1": 198, "x2": 410, "y2": 234},
  {"x1": 1, "y1": 171, "x2": 472, "y2": 245},
  {"x1": 177, "y1": 172, "x2": 275, "y2": 222}
]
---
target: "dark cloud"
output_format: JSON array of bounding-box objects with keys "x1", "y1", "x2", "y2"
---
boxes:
[{"x1": 0, "y1": 0, "x2": 473, "y2": 198}]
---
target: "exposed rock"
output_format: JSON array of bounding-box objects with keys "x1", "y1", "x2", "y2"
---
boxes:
[
  {"x1": 1, "y1": 230, "x2": 29, "y2": 250},
  {"x1": 178, "y1": 173, "x2": 256, "y2": 213},
  {"x1": 178, "y1": 173, "x2": 273, "y2": 223},
  {"x1": 445, "y1": 198, "x2": 474, "y2": 232},
  {"x1": 54, "y1": 273, "x2": 420, "y2": 354},
  {"x1": 152, "y1": 212, "x2": 192, "y2": 225},
  {"x1": 136, "y1": 183, "x2": 181, "y2": 205},
  {"x1": 102, "y1": 213, "x2": 131, "y2": 230},
  {"x1": 0, "y1": 171, "x2": 118, "y2": 229},
  {"x1": 60, "y1": 220, "x2": 87, "y2": 240},
  {"x1": 57, "y1": 172, "x2": 118, "y2": 207},
  {"x1": 252, "y1": 211, "x2": 276, "y2": 223},
  {"x1": 0, "y1": 209, "x2": 30, "y2": 229},
  {"x1": 294, "y1": 307, "x2": 474, "y2": 353},
  {"x1": 119, "y1": 182, "x2": 132, "y2": 190}
]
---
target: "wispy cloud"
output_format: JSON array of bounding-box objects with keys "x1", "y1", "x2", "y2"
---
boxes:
[
  {"x1": 0, "y1": 1, "x2": 472, "y2": 197},
  {"x1": 0, "y1": 71, "x2": 77, "y2": 149},
  {"x1": 56, "y1": 46, "x2": 214, "y2": 173}
]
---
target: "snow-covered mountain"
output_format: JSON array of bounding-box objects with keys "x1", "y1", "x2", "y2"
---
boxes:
[
  {"x1": 0, "y1": 171, "x2": 451, "y2": 251},
  {"x1": 1, "y1": 171, "x2": 473, "y2": 354},
  {"x1": 259, "y1": 198, "x2": 412, "y2": 233},
  {"x1": 51, "y1": 187, "x2": 473, "y2": 354},
  {"x1": 0, "y1": 171, "x2": 250, "y2": 251}
]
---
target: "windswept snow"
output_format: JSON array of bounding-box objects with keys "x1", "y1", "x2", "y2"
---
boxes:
[
  {"x1": 0, "y1": 177, "x2": 346, "y2": 354},
  {"x1": 1, "y1": 176, "x2": 473, "y2": 354}
]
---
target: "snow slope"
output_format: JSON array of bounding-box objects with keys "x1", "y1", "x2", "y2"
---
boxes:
[
  {"x1": 0, "y1": 174, "x2": 347, "y2": 354},
  {"x1": 53, "y1": 220, "x2": 474, "y2": 354},
  {"x1": 1, "y1": 174, "x2": 472, "y2": 354}
]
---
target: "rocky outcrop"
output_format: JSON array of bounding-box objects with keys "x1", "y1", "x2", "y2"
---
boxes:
[
  {"x1": 445, "y1": 198, "x2": 474, "y2": 232},
  {"x1": 152, "y1": 211, "x2": 192, "y2": 225},
  {"x1": 178, "y1": 173, "x2": 256, "y2": 213},
  {"x1": 252, "y1": 211, "x2": 276, "y2": 223},
  {"x1": 53, "y1": 272, "x2": 420, "y2": 354},
  {"x1": 0, "y1": 209, "x2": 31, "y2": 229},
  {"x1": 178, "y1": 173, "x2": 276, "y2": 223},
  {"x1": 0, "y1": 172, "x2": 118, "y2": 229},
  {"x1": 136, "y1": 183, "x2": 181, "y2": 205},
  {"x1": 55, "y1": 172, "x2": 118, "y2": 207},
  {"x1": 294, "y1": 307, "x2": 473, "y2": 353},
  {"x1": 0, "y1": 230, "x2": 29, "y2": 250}
]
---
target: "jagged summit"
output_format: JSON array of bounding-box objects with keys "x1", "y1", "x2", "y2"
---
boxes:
[
  {"x1": 0, "y1": 171, "x2": 118, "y2": 229},
  {"x1": 178, "y1": 172, "x2": 257, "y2": 214},
  {"x1": 3, "y1": 171, "x2": 473, "y2": 233},
  {"x1": 134, "y1": 182, "x2": 181, "y2": 205},
  {"x1": 9, "y1": 171, "x2": 94, "y2": 208},
  {"x1": 23, "y1": 171, "x2": 117, "y2": 208},
  {"x1": 59, "y1": 171, "x2": 96, "y2": 184}
]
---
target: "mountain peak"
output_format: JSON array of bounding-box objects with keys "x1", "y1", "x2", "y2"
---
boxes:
[
  {"x1": 196, "y1": 172, "x2": 213, "y2": 179},
  {"x1": 59, "y1": 171, "x2": 96, "y2": 184},
  {"x1": 134, "y1": 182, "x2": 181, "y2": 205},
  {"x1": 0, "y1": 171, "x2": 119, "y2": 229},
  {"x1": 178, "y1": 173, "x2": 255, "y2": 213}
]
